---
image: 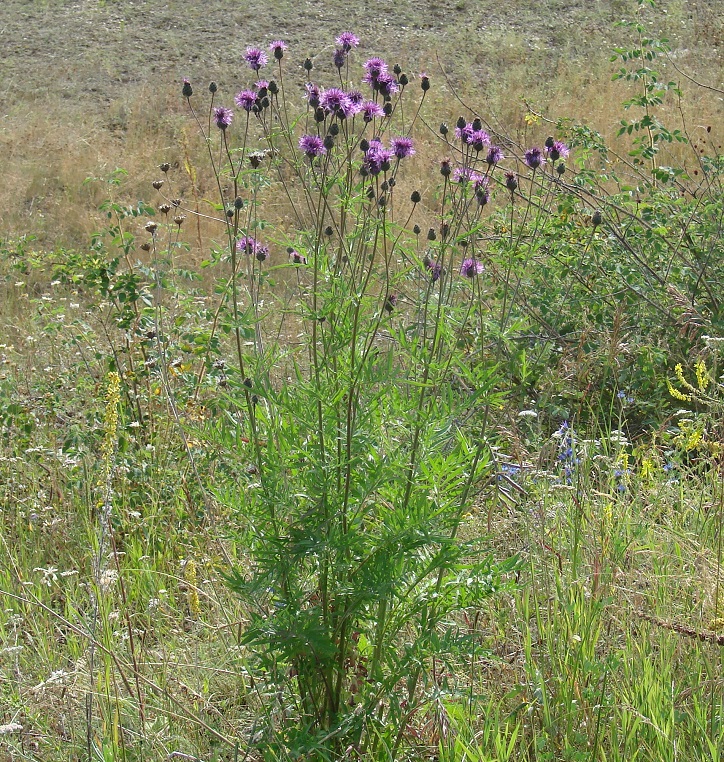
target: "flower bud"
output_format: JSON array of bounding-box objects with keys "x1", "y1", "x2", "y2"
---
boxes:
[
  {"x1": 209, "y1": 82, "x2": 218, "y2": 93},
  {"x1": 303, "y1": 58, "x2": 313, "y2": 72},
  {"x1": 410, "y1": 190, "x2": 421, "y2": 203},
  {"x1": 592, "y1": 210, "x2": 603, "y2": 227},
  {"x1": 182, "y1": 79, "x2": 193, "y2": 98}
]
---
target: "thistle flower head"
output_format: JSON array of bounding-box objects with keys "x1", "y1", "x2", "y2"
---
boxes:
[
  {"x1": 455, "y1": 122, "x2": 474, "y2": 145},
  {"x1": 237, "y1": 235, "x2": 263, "y2": 255},
  {"x1": 390, "y1": 136, "x2": 415, "y2": 159},
  {"x1": 333, "y1": 49, "x2": 346, "y2": 69},
  {"x1": 320, "y1": 87, "x2": 354, "y2": 118},
  {"x1": 471, "y1": 129, "x2": 490, "y2": 151},
  {"x1": 505, "y1": 172, "x2": 518, "y2": 192},
  {"x1": 305, "y1": 82, "x2": 321, "y2": 108},
  {"x1": 363, "y1": 139, "x2": 392, "y2": 175},
  {"x1": 213, "y1": 106, "x2": 234, "y2": 130},
  {"x1": 244, "y1": 47, "x2": 269, "y2": 71},
  {"x1": 524, "y1": 147, "x2": 543, "y2": 169},
  {"x1": 336, "y1": 32, "x2": 360, "y2": 51},
  {"x1": 375, "y1": 72, "x2": 399, "y2": 97},
  {"x1": 460, "y1": 258, "x2": 484, "y2": 278},
  {"x1": 547, "y1": 140, "x2": 570, "y2": 161},
  {"x1": 361, "y1": 100, "x2": 384, "y2": 122},
  {"x1": 234, "y1": 90, "x2": 257, "y2": 112},
  {"x1": 299, "y1": 134, "x2": 327, "y2": 158},
  {"x1": 486, "y1": 145, "x2": 504, "y2": 165},
  {"x1": 269, "y1": 40, "x2": 287, "y2": 59},
  {"x1": 452, "y1": 167, "x2": 482, "y2": 185}
]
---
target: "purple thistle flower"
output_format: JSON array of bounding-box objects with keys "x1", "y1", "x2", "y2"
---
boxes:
[
  {"x1": 361, "y1": 100, "x2": 384, "y2": 122},
  {"x1": 336, "y1": 32, "x2": 360, "y2": 51},
  {"x1": 347, "y1": 89, "x2": 364, "y2": 105},
  {"x1": 288, "y1": 247, "x2": 307, "y2": 264},
  {"x1": 452, "y1": 167, "x2": 482, "y2": 185},
  {"x1": 375, "y1": 72, "x2": 399, "y2": 97},
  {"x1": 471, "y1": 129, "x2": 490, "y2": 152},
  {"x1": 320, "y1": 87, "x2": 354, "y2": 118},
  {"x1": 524, "y1": 147, "x2": 543, "y2": 170},
  {"x1": 384, "y1": 293, "x2": 398, "y2": 312},
  {"x1": 455, "y1": 123, "x2": 474, "y2": 145},
  {"x1": 269, "y1": 40, "x2": 287, "y2": 59},
  {"x1": 547, "y1": 140, "x2": 570, "y2": 161},
  {"x1": 460, "y1": 258, "x2": 484, "y2": 278},
  {"x1": 244, "y1": 47, "x2": 268, "y2": 72},
  {"x1": 255, "y1": 79, "x2": 269, "y2": 91},
  {"x1": 237, "y1": 236, "x2": 261, "y2": 255},
  {"x1": 363, "y1": 57, "x2": 388, "y2": 78},
  {"x1": 390, "y1": 136, "x2": 415, "y2": 159},
  {"x1": 299, "y1": 134, "x2": 327, "y2": 158},
  {"x1": 213, "y1": 106, "x2": 234, "y2": 130},
  {"x1": 255, "y1": 243, "x2": 269, "y2": 262},
  {"x1": 305, "y1": 82, "x2": 321, "y2": 108},
  {"x1": 364, "y1": 139, "x2": 392, "y2": 175},
  {"x1": 333, "y1": 49, "x2": 346, "y2": 69},
  {"x1": 486, "y1": 145, "x2": 504, "y2": 165},
  {"x1": 425, "y1": 258, "x2": 442, "y2": 282},
  {"x1": 235, "y1": 90, "x2": 257, "y2": 112}
]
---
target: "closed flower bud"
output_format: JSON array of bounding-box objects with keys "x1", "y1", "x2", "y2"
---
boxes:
[
  {"x1": 399, "y1": 73, "x2": 409, "y2": 86},
  {"x1": 427, "y1": 228, "x2": 436, "y2": 241},
  {"x1": 182, "y1": 79, "x2": 193, "y2": 98},
  {"x1": 329, "y1": 123, "x2": 340, "y2": 136},
  {"x1": 440, "y1": 122, "x2": 448, "y2": 135},
  {"x1": 592, "y1": 210, "x2": 603, "y2": 227},
  {"x1": 413, "y1": 224, "x2": 421, "y2": 235},
  {"x1": 456, "y1": 116, "x2": 466, "y2": 130},
  {"x1": 324, "y1": 226, "x2": 333, "y2": 236},
  {"x1": 303, "y1": 57, "x2": 313, "y2": 71},
  {"x1": 269, "y1": 80, "x2": 279, "y2": 94},
  {"x1": 393, "y1": 64, "x2": 402, "y2": 75},
  {"x1": 226, "y1": 208, "x2": 234, "y2": 218},
  {"x1": 505, "y1": 172, "x2": 518, "y2": 193},
  {"x1": 383, "y1": 102, "x2": 393, "y2": 116},
  {"x1": 360, "y1": 138, "x2": 370, "y2": 152},
  {"x1": 209, "y1": 81, "x2": 218, "y2": 93},
  {"x1": 411, "y1": 190, "x2": 421, "y2": 203},
  {"x1": 323, "y1": 135, "x2": 335, "y2": 151},
  {"x1": 545, "y1": 136, "x2": 555, "y2": 149},
  {"x1": 472, "y1": 118, "x2": 482, "y2": 131},
  {"x1": 234, "y1": 196, "x2": 244, "y2": 209},
  {"x1": 314, "y1": 107, "x2": 325, "y2": 123}
]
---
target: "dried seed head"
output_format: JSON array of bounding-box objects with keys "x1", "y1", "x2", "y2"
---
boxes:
[
  {"x1": 140, "y1": 242, "x2": 152, "y2": 251},
  {"x1": 173, "y1": 214, "x2": 186, "y2": 226},
  {"x1": 160, "y1": 163, "x2": 171, "y2": 173},
  {"x1": 159, "y1": 203, "x2": 171, "y2": 214},
  {"x1": 152, "y1": 179, "x2": 164, "y2": 190},
  {"x1": 144, "y1": 221, "x2": 158, "y2": 235},
  {"x1": 171, "y1": 198, "x2": 182, "y2": 207}
]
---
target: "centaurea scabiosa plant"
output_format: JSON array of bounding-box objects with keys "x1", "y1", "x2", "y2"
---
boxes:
[{"x1": 166, "y1": 34, "x2": 520, "y2": 760}]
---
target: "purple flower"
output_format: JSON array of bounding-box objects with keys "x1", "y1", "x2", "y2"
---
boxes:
[
  {"x1": 269, "y1": 40, "x2": 287, "y2": 59},
  {"x1": 237, "y1": 236, "x2": 262, "y2": 255},
  {"x1": 361, "y1": 100, "x2": 384, "y2": 122},
  {"x1": 299, "y1": 134, "x2": 327, "y2": 158},
  {"x1": 452, "y1": 167, "x2": 482, "y2": 185},
  {"x1": 384, "y1": 293, "x2": 398, "y2": 312},
  {"x1": 363, "y1": 57, "x2": 388, "y2": 79},
  {"x1": 305, "y1": 82, "x2": 321, "y2": 108},
  {"x1": 455, "y1": 123, "x2": 474, "y2": 145},
  {"x1": 336, "y1": 32, "x2": 360, "y2": 51},
  {"x1": 424, "y1": 258, "x2": 442, "y2": 282},
  {"x1": 235, "y1": 90, "x2": 257, "y2": 112},
  {"x1": 255, "y1": 79, "x2": 269, "y2": 91},
  {"x1": 333, "y1": 49, "x2": 346, "y2": 69},
  {"x1": 486, "y1": 145, "x2": 504, "y2": 165},
  {"x1": 375, "y1": 72, "x2": 399, "y2": 97},
  {"x1": 347, "y1": 90, "x2": 364, "y2": 105},
  {"x1": 363, "y1": 57, "x2": 390, "y2": 89},
  {"x1": 363, "y1": 139, "x2": 392, "y2": 175},
  {"x1": 547, "y1": 140, "x2": 570, "y2": 161},
  {"x1": 320, "y1": 87, "x2": 354, "y2": 118},
  {"x1": 213, "y1": 106, "x2": 234, "y2": 130},
  {"x1": 390, "y1": 136, "x2": 415, "y2": 159},
  {"x1": 524, "y1": 147, "x2": 543, "y2": 170},
  {"x1": 244, "y1": 47, "x2": 268, "y2": 71},
  {"x1": 505, "y1": 172, "x2": 518, "y2": 192},
  {"x1": 288, "y1": 247, "x2": 307, "y2": 264},
  {"x1": 471, "y1": 129, "x2": 490, "y2": 151},
  {"x1": 460, "y1": 258, "x2": 484, "y2": 278}
]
